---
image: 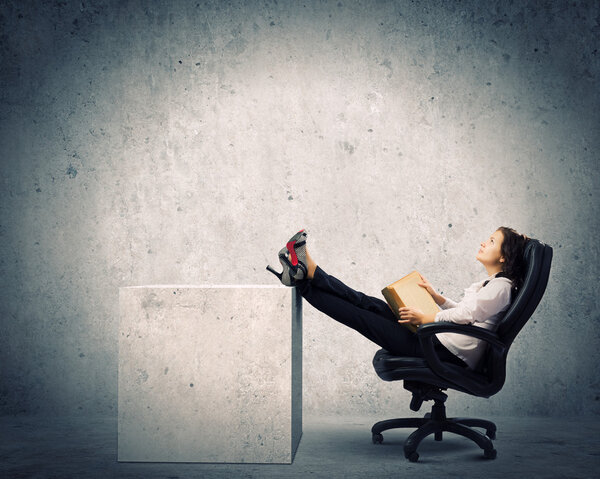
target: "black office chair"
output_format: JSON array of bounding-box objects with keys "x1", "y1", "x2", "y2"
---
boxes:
[{"x1": 371, "y1": 238, "x2": 553, "y2": 461}]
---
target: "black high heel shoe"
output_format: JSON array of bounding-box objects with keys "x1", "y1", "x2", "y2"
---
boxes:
[
  {"x1": 266, "y1": 246, "x2": 308, "y2": 286},
  {"x1": 266, "y1": 229, "x2": 309, "y2": 286}
]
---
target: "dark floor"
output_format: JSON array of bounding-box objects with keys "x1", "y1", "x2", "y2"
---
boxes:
[{"x1": 2, "y1": 413, "x2": 599, "y2": 478}]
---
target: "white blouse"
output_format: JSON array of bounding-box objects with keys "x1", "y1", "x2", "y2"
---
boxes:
[{"x1": 434, "y1": 272, "x2": 513, "y2": 370}]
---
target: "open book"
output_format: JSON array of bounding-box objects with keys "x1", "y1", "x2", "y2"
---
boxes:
[{"x1": 381, "y1": 270, "x2": 441, "y2": 333}]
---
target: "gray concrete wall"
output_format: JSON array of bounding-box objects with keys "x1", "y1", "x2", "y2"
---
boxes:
[{"x1": 1, "y1": 0, "x2": 598, "y2": 418}]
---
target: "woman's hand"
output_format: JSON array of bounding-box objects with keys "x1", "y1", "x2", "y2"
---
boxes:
[
  {"x1": 398, "y1": 306, "x2": 436, "y2": 326},
  {"x1": 417, "y1": 274, "x2": 437, "y2": 296},
  {"x1": 418, "y1": 274, "x2": 445, "y2": 306}
]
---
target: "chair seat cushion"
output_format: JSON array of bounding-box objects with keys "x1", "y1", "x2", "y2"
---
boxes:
[{"x1": 372, "y1": 349, "x2": 483, "y2": 395}]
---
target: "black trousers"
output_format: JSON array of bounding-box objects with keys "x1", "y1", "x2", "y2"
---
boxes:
[{"x1": 295, "y1": 265, "x2": 468, "y2": 368}]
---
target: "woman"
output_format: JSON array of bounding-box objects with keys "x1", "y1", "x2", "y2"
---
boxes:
[{"x1": 266, "y1": 227, "x2": 529, "y2": 370}]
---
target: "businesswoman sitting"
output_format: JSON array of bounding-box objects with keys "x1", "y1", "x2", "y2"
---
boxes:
[{"x1": 266, "y1": 226, "x2": 529, "y2": 370}]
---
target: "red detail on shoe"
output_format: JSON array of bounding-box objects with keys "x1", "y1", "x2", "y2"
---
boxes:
[{"x1": 286, "y1": 240, "x2": 298, "y2": 266}]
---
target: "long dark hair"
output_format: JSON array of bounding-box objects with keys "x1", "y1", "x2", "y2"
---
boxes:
[{"x1": 497, "y1": 226, "x2": 529, "y2": 293}]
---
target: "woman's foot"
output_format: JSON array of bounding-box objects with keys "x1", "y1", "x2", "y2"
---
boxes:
[
  {"x1": 306, "y1": 248, "x2": 317, "y2": 280},
  {"x1": 288, "y1": 247, "x2": 317, "y2": 280}
]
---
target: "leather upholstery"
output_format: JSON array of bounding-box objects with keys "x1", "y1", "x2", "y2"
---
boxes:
[{"x1": 373, "y1": 238, "x2": 553, "y2": 398}]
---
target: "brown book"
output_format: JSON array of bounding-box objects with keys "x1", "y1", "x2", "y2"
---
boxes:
[{"x1": 381, "y1": 270, "x2": 441, "y2": 333}]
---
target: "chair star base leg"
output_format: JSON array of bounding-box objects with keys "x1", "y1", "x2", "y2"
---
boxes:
[{"x1": 371, "y1": 398, "x2": 498, "y2": 462}]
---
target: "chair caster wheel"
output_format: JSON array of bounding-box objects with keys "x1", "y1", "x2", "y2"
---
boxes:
[
  {"x1": 372, "y1": 433, "x2": 383, "y2": 444},
  {"x1": 406, "y1": 451, "x2": 419, "y2": 462},
  {"x1": 484, "y1": 448, "x2": 497, "y2": 459}
]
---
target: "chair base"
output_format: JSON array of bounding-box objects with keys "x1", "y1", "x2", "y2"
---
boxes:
[{"x1": 371, "y1": 398, "x2": 497, "y2": 462}]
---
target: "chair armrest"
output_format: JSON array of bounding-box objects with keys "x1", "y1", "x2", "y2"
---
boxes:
[
  {"x1": 415, "y1": 322, "x2": 507, "y2": 392},
  {"x1": 417, "y1": 322, "x2": 506, "y2": 352}
]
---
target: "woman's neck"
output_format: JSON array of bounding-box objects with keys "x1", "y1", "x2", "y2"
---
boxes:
[{"x1": 484, "y1": 266, "x2": 503, "y2": 277}]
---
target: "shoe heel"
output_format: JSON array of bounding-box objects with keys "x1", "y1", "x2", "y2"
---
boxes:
[{"x1": 266, "y1": 264, "x2": 282, "y2": 281}]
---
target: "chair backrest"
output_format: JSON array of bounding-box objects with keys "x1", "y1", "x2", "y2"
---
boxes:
[
  {"x1": 476, "y1": 238, "x2": 553, "y2": 385},
  {"x1": 495, "y1": 238, "x2": 553, "y2": 345}
]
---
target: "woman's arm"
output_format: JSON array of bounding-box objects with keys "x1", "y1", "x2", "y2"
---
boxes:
[
  {"x1": 438, "y1": 296, "x2": 459, "y2": 309},
  {"x1": 418, "y1": 275, "x2": 456, "y2": 308},
  {"x1": 398, "y1": 275, "x2": 464, "y2": 327},
  {"x1": 434, "y1": 280, "x2": 512, "y2": 325}
]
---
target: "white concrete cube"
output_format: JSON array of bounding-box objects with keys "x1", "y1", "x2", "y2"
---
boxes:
[{"x1": 118, "y1": 285, "x2": 302, "y2": 463}]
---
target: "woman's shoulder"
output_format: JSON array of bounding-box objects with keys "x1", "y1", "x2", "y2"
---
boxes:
[
  {"x1": 475, "y1": 275, "x2": 513, "y2": 293},
  {"x1": 472, "y1": 275, "x2": 512, "y2": 286},
  {"x1": 482, "y1": 277, "x2": 513, "y2": 301}
]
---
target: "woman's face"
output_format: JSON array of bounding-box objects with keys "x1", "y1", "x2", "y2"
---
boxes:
[{"x1": 476, "y1": 230, "x2": 505, "y2": 268}]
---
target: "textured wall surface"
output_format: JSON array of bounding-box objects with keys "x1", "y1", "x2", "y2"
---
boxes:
[{"x1": 0, "y1": 0, "x2": 598, "y2": 419}]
